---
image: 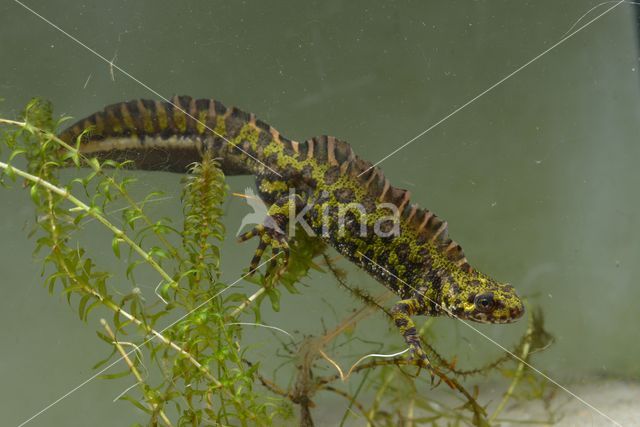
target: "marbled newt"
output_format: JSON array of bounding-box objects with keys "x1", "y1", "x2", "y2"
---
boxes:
[{"x1": 59, "y1": 96, "x2": 525, "y2": 364}]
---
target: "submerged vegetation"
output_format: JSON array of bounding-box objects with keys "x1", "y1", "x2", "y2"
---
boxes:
[{"x1": 1, "y1": 99, "x2": 555, "y2": 426}]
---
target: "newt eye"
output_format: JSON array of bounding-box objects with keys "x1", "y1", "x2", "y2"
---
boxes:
[{"x1": 474, "y1": 293, "x2": 495, "y2": 312}]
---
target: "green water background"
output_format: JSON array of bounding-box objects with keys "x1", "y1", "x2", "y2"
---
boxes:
[{"x1": 1, "y1": 1, "x2": 639, "y2": 425}]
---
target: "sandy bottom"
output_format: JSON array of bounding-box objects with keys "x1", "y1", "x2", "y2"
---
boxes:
[
  {"x1": 487, "y1": 378, "x2": 639, "y2": 427},
  {"x1": 314, "y1": 377, "x2": 639, "y2": 426}
]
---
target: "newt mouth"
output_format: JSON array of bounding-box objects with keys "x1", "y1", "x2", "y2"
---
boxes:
[{"x1": 468, "y1": 302, "x2": 525, "y2": 324}]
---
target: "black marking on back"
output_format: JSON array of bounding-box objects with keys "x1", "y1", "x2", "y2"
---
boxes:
[
  {"x1": 255, "y1": 119, "x2": 271, "y2": 132},
  {"x1": 333, "y1": 137, "x2": 354, "y2": 164},
  {"x1": 164, "y1": 101, "x2": 178, "y2": 134},
  {"x1": 175, "y1": 95, "x2": 192, "y2": 113},
  {"x1": 225, "y1": 109, "x2": 245, "y2": 140},
  {"x1": 58, "y1": 97, "x2": 473, "y2": 273},
  {"x1": 186, "y1": 97, "x2": 198, "y2": 134},
  {"x1": 311, "y1": 135, "x2": 329, "y2": 163},
  {"x1": 230, "y1": 106, "x2": 250, "y2": 123},
  {"x1": 213, "y1": 100, "x2": 227, "y2": 115},
  {"x1": 141, "y1": 99, "x2": 157, "y2": 116},
  {"x1": 124, "y1": 100, "x2": 144, "y2": 136},
  {"x1": 297, "y1": 140, "x2": 309, "y2": 159},
  {"x1": 195, "y1": 98, "x2": 210, "y2": 115},
  {"x1": 102, "y1": 103, "x2": 123, "y2": 136},
  {"x1": 279, "y1": 135, "x2": 295, "y2": 156}
]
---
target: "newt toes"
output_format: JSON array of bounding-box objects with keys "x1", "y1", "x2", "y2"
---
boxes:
[{"x1": 59, "y1": 96, "x2": 525, "y2": 362}]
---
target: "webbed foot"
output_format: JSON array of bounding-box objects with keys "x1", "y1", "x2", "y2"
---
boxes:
[{"x1": 238, "y1": 219, "x2": 290, "y2": 275}]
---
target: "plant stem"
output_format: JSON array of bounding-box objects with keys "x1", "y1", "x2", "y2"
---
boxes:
[
  {"x1": 1, "y1": 159, "x2": 227, "y2": 385},
  {"x1": 89, "y1": 285, "x2": 221, "y2": 387},
  {"x1": 229, "y1": 287, "x2": 266, "y2": 318},
  {"x1": 489, "y1": 312, "x2": 534, "y2": 422},
  {"x1": 0, "y1": 160, "x2": 177, "y2": 288},
  {"x1": 1, "y1": 117, "x2": 182, "y2": 262},
  {"x1": 102, "y1": 319, "x2": 174, "y2": 427}
]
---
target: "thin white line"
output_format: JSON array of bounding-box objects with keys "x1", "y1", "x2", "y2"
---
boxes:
[
  {"x1": 10, "y1": 1, "x2": 626, "y2": 425},
  {"x1": 561, "y1": 1, "x2": 637, "y2": 38},
  {"x1": 112, "y1": 382, "x2": 140, "y2": 403},
  {"x1": 82, "y1": 73, "x2": 92, "y2": 90},
  {"x1": 358, "y1": 0, "x2": 625, "y2": 176},
  {"x1": 338, "y1": 347, "x2": 411, "y2": 380},
  {"x1": 356, "y1": 251, "x2": 622, "y2": 427},
  {"x1": 154, "y1": 280, "x2": 169, "y2": 304},
  {"x1": 227, "y1": 322, "x2": 294, "y2": 339},
  {"x1": 12, "y1": 0, "x2": 283, "y2": 178},
  {"x1": 16, "y1": 253, "x2": 281, "y2": 427}
]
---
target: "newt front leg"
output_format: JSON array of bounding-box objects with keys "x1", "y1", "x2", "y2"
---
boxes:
[
  {"x1": 238, "y1": 221, "x2": 290, "y2": 274},
  {"x1": 238, "y1": 191, "x2": 309, "y2": 275}
]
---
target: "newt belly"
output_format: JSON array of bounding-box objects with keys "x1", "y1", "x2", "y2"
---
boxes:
[{"x1": 59, "y1": 96, "x2": 524, "y2": 363}]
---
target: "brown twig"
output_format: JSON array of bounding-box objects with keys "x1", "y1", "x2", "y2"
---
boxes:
[{"x1": 323, "y1": 385, "x2": 376, "y2": 426}]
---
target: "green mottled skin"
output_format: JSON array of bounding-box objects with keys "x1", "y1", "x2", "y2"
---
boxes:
[{"x1": 59, "y1": 96, "x2": 525, "y2": 362}]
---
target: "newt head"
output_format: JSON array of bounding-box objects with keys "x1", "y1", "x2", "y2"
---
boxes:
[{"x1": 440, "y1": 274, "x2": 524, "y2": 324}]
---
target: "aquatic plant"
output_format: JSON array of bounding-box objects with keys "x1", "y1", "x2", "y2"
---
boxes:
[{"x1": 0, "y1": 99, "x2": 555, "y2": 426}]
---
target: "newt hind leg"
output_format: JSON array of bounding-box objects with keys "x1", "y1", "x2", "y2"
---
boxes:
[{"x1": 390, "y1": 298, "x2": 430, "y2": 366}]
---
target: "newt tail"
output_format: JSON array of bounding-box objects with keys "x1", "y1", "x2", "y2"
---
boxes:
[{"x1": 59, "y1": 96, "x2": 525, "y2": 365}]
